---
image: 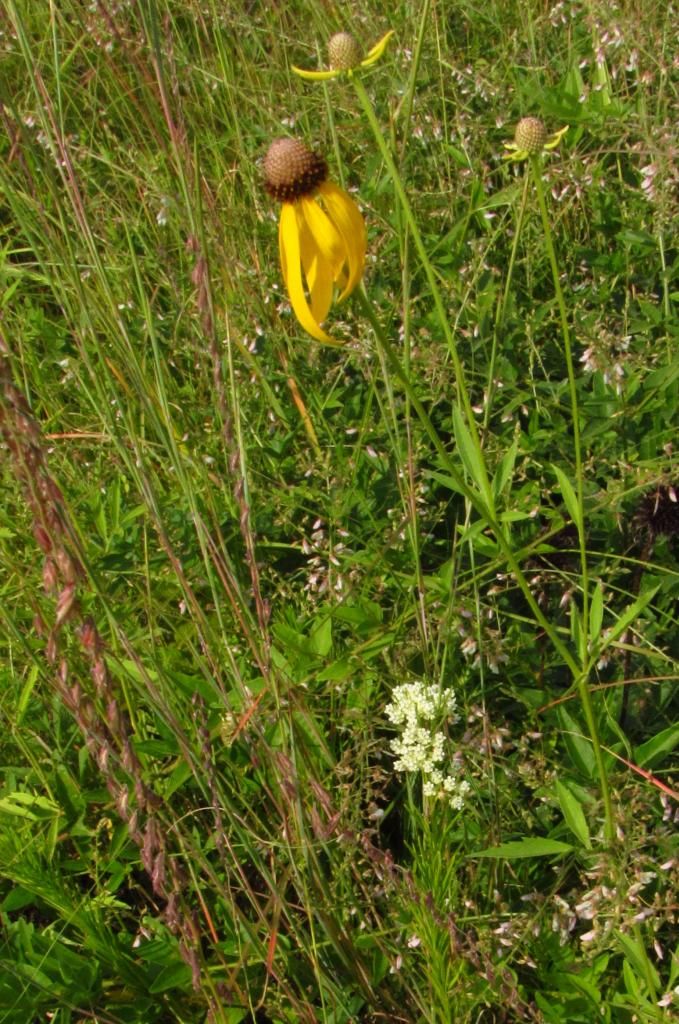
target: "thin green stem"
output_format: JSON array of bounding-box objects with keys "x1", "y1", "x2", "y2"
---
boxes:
[
  {"x1": 529, "y1": 156, "x2": 614, "y2": 843},
  {"x1": 397, "y1": 0, "x2": 432, "y2": 165},
  {"x1": 483, "y1": 174, "x2": 530, "y2": 433},
  {"x1": 351, "y1": 75, "x2": 493, "y2": 512},
  {"x1": 351, "y1": 88, "x2": 581, "y2": 678},
  {"x1": 355, "y1": 289, "x2": 579, "y2": 679}
]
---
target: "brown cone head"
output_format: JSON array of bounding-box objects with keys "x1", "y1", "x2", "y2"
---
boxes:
[
  {"x1": 514, "y1": 117, "x2": 547, "y2": 153},
  {"x1": 264, "y1": 138, "x2": 328, "y2": 202},
  {"x1": 328, "y1": 32, "x2": 361, "y2": 70}
]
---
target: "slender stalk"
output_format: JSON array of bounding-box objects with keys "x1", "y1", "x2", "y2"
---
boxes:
[
  {"x1": 529, "y1": 156, "x2": 614, "y2": 843},
  {"x1": 483, "y1": 173, "x2": 530, "y2": 433},
  {"x1": 351, "y1": 75, "x2": 493, "y2": 512},
  {"x1": 353, "y1": 86, "x2": 614, "y2": 840},
  {"x1": 397, "y1": 0, "x2": 432, "y2": 164},
  {"x1": 356, "y1": 289, "x2": 579, "y2": 679}
]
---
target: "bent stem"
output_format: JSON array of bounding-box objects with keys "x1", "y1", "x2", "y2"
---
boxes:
[{"x1": 529, "y1": 156, "x2": 614, "y2": 843}]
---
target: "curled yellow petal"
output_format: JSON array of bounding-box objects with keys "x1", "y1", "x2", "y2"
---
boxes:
[
  {"x1": 360, "y1": 29, "x2": 394, "y2": 68},
  {"x1": 318, "y1": 181, "x2": 366, "y2": 300},
  {"x1": 291, "y1": 65, "x2": 340, "y2": 81},
  {"x1": 544, "y1": 125, "x2": 569, "y2": 150},
  {"x1": 279, "y1": 203, "x2": 337, "y2": 344}
]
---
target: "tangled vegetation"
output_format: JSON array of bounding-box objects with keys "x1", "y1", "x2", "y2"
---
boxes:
[{"x1": 0, "y1": 1, "x2": 677, "y2": 1021}]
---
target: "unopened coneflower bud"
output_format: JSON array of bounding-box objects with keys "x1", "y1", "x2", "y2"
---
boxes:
[
  {"x1": 263, "y1": 138, "x2": 327, "y2": 202},
  {"x1": 328, "y1": 31, "x2": 361, "y2": 70},
  {"x1": 514, "y1": 117, "x2": 547, "y2": 153}
]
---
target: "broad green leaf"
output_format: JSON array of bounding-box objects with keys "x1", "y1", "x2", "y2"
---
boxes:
[
  {"x1": 552, "y1": 464, "x2": 581, "y2": 532},
  {"x1": 470, "y1": 838, "x2": 573, "y2": 859},
  {"x1": 317, "y1": 658, "x2": 352, "y2": 682},
  {"x1": 308, "y1": 616, "x2": 332, "y2": 657},
  {"x1": 148, "y1": 961, "x2": 193, "y2": 993},
  {"x1": 555, "y1": 778, "x2": 592, "y2": 849}
]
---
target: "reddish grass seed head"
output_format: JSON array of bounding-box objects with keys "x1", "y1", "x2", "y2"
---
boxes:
[
  {"x1": 514, "y1": 117, "x2": 547, "y2": 153},
  {"x1": 264, "y1": 138, "x2": 327, "y2": 202}
]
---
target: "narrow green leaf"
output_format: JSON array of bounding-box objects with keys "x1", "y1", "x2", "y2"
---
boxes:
[
  {"x1": 492, "y1": 440, "x2": 518, "y2": 502},
  {"x1": 552, "y1": 464, "x2": 582, "y2": 532},
  {"x1": 453, "y1": 405, "x2": 487, "y2": 499},
  {"x1": 599, "y1": 586, "x2": 659, "y2": 651},
  {"x1": 16, "y1": 664, "x2": 40, "y2": 725},
  {"x1": 556, "y1": 705, "x2": 596, "y2": 779},
  {"x1": 634, "y1": 723, "x2": 679, "y2": 769},
  {"x1": 470, "y1": 838, "x2": 573, "y2": 859},
  {"x1": 425, "y1": 469, "x2": 466, "y2": 497},
  {"x1": 589, "y1": 581, "x2": 604, "y2": 646},
  {"x1": 555, "y1": 778, "x2": 592, "y2": 849},
  {"x1": 615, "y1": 932, "x2": 660, "y2": 993},
  {"x1": 0, "y1": 793, "x2": 60, "y2": 821}
]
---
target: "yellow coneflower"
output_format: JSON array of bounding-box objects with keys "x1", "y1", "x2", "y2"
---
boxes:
[
  {"x1": 292, "y1": 30, "x2": 394, "y2": 80},
  {"x1": 503, "y1": 117, "x2": 568, "y2": 162},
  {"x1": 264, "y1": 138, "x2": 366, "y2": 344}
]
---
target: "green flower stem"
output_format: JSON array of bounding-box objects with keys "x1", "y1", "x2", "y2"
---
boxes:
[
  {"x1": 350, "y1": 91, "x2": 580, "y2": 677},
  {"x1": 397, "y1": 0, "x2": 432, "y2": 164},
  {"x1": 483, "y1": 173, "x2": 530, "y2": 432},
  {"x1": 351, "y1": 75, "x2": 493, "y2": 513},
  {"x1": 356, "y1": 288, "x2": 579, "y2": 680},
  {"x1": 529, "y1": 156, "x2": 614, "y2": 843}
]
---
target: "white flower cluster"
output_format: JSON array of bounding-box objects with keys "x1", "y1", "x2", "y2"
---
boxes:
[{"x1": 385, "y1": 681, "x2": 470, "y2": 809}]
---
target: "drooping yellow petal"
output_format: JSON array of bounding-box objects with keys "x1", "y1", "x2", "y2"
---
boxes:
[
  {"x1": 297, "y1": 211, "x2": 333, "y2": 324},
  {"x1": 278, "y1": 210, "x2": 288, "y2": 282},
  {"x1": 291, "y1": 65, "x2": 340, "y2": 81},
  {"x1": 298, "y1": 196, "x2": 345, "y2": 276},
  {"x1": 317, "y1": 181, "x2": 366, "y2": 300},
  {"x1": 544, "y1": 125, "x2": 569, "y2": 150},
  {"x1": 360, "y1": 30, "x2": 394, "y2": 68},
  {"x1": 279, "y1": 203, "x2": 337, "y2": 345},
  {"x1": 308, "y1": 254, "x2": 334, "y2": 324}
]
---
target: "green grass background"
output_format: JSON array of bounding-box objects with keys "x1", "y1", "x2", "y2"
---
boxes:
[{"x1": 0, "y1": 1, "x2": 677, "y2": 1021}]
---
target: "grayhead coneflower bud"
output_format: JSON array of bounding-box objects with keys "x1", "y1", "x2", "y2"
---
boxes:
[
  {"x1": 328, "y1": 32, "x2": 361, "y2": 70},
  {"x1": 514, "y1": 117, "x2": 547, "y2": 154}
]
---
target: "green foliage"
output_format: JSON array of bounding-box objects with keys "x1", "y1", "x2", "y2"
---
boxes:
[{"x1": 0, "y1": 0, "x2": 677, "y2": 1021}]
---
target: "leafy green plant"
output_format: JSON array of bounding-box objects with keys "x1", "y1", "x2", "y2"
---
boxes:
[{"x1": 0, "y1": 0, "x2": 677, "y2": 1021}]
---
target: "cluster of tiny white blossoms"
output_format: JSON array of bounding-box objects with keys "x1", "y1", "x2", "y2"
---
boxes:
[{"x1": 385, "y1": 681, "x2": 470, "y2": 809}]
